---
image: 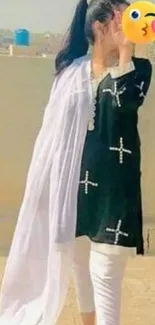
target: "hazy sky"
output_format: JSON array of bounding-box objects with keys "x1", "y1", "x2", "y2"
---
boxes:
[
  {"x1": 0, "y1": 0, "x2": 77, "y2": 33},
  {"x1": 0, "y1": 0, "x2": 155, "y2": 33}
]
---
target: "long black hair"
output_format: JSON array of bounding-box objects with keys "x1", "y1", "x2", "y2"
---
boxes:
[{"x1": 55, "y1": 0, "x2": 129, "y2": 75}]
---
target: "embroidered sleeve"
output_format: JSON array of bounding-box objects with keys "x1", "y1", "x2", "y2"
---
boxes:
[{"x1": 103, "y1": 58, "x2": 152, "y2": 110}]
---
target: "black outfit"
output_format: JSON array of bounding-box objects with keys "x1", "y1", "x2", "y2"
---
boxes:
[{"x1": 76, "y1": 57, "x2": 152, "y2": 255}]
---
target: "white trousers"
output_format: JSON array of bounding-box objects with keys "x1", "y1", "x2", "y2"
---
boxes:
[{"x1": 72, "y1": 236, "x2": 127, "y2": 325}]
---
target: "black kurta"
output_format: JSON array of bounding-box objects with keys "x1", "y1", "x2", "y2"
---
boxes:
[{"x1": 76, "y1": 57, "x2": 152, "y2": 254}]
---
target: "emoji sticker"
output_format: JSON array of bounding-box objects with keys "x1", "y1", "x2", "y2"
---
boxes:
[{"x1": 122, "y1": 1, "x2": 155, "y2": 44}]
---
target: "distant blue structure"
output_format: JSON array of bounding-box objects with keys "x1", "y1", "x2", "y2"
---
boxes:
[{"x1": 14, "y1": 29, "x2": 30, "y2": 46}]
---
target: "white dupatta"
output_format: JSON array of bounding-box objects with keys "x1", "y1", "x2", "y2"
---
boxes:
[{"x1": 0, "y1": 55, "x2": 92, "y2": 325}]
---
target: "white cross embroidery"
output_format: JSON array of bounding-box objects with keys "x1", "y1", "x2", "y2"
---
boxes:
[
  {"x1": 80, "y1": 171, "x2": 98, "y2": 194},
  {"x1": 135, "y1": 81, "x2": 145, "y2": 98},
  {"x1": 109, "y1": 137, "x2": 132, "y2": 164},
  {"x1": 102, "y1": 81, "x2": 126, "y2": 107},
  {"x1": 106, "y1": 219, "x2": 129, "y2": 245}
]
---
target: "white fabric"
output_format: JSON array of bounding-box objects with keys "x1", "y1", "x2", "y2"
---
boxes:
[
  {"x1": 110, "y1": 61, "x2": 135, "y2": 78},
  {"x1": 91, "y1": 241, "x2": 136, "y2": 256},
  {"x1": 72, "y1": 237, "x2": 127, "y2": 325},
  {"x1": 72, "y1": 237, "x2": 95, "y2": 312},
  {"x1": 90, "y1": 251, "x2": 127, "y2": 325},
  {"x1": 0, "y1": 55, "x2": 93, "y2": 325}
]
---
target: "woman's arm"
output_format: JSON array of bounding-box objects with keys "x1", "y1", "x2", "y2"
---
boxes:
[
  {"x1": 105, "y1": 57, "x2": 152, "y2": 110},
  {"x1": 106, "y1": 12, "x2": 152, "y2": 110}
]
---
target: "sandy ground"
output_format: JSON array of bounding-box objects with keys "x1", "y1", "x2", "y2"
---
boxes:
[{"x1": 0, "y1": 256, "x2": 155, "y2": 325}]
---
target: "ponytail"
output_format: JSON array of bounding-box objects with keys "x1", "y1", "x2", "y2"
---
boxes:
[{"x1": 55, "y1": 0, "x2": 89, "y2": 75}]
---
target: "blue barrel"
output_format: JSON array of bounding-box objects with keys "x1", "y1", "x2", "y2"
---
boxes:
[{"x1": 14, "y1": 29, "x2": 30, "y2": 46}]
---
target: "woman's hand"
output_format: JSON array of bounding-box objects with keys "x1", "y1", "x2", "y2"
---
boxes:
[{"x1": 110, "y1": 11, "x2": 134, "y2": 65}]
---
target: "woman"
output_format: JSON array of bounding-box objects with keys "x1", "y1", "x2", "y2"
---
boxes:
[{"x1": 0, "y1": 1, "x2": 152, "y2": 325}]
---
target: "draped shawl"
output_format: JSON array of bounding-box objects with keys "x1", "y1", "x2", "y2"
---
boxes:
[{"x1": 0, "y1": 55, "x2": 92, "y2": 325}]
